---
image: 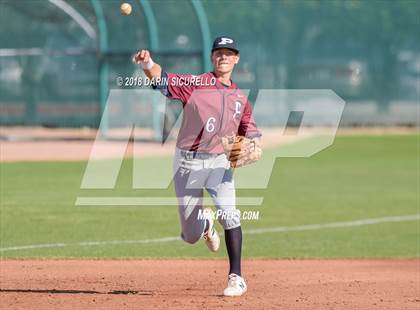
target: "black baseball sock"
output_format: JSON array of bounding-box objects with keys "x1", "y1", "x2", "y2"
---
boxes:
[
  {"x1": 224, "y1": 226, "x2": 242, "y2": 276},
  {"x1": 204, "y1": 220, "x2": 209, "y2": 233}
]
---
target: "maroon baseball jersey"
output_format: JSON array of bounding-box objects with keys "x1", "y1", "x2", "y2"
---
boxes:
[{"x1": 161, "y1": 71, "x2": 261, "y2": 154}]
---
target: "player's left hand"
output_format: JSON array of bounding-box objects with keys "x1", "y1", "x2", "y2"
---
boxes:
[{"x1": 222, "y1": 135, "x2": 262, "y2": 168}]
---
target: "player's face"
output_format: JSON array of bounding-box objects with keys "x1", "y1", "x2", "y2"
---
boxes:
[{"x1": 211, "y1": 48, "x2": 240, "y2": 74}]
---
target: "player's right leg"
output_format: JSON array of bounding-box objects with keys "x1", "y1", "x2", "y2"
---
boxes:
[
  {"x1": 202, "y1": 208, "x2": 220, "y2": 252},
  {"x1": 173, "y1": 149, "x2": 209, "y2": 244}
]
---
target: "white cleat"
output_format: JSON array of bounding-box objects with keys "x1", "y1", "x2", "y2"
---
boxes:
[
  {"x1": 223, "y1": 273, "x2": 247, "y2": 297},
  {"x1": 202, "y1": 208, "x2": 220, "y2": 252}
]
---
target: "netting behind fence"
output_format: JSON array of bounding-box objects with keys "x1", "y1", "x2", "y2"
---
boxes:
[{"x1": 0, "y1": 0, "x2": 419, "y2": 128}]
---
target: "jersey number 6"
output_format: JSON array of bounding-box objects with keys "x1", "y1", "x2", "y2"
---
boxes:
[{"x1": 206, "y1": 117, "x2": 216, "y2": 133}]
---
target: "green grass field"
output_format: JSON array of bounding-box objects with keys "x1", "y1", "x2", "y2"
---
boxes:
[{"x1": 0, "y1": 134, "x2": 419, "y2": 258}]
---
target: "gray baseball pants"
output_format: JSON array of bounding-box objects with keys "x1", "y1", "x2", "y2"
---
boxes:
[{"x1": 173, "y1": 148, "x2": 241, "y2": 244}]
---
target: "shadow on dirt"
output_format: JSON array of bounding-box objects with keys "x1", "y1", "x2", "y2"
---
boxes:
[{"x1": 0, "y1": 288, "x2": 153, "y2": 295}]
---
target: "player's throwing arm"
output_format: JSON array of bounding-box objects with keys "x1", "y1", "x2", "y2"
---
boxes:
[{"x1": 132, "y1": 50, "x2": 162, "y2": 80}]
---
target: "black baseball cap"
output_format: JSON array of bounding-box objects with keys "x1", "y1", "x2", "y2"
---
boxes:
[{"x1": 211, "y1": 36, "x2": 239, "y2": 54}]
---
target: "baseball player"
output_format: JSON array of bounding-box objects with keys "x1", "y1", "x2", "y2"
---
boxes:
[{"x1": 133, "y1": 36, "x2": 261, "y2": 297}]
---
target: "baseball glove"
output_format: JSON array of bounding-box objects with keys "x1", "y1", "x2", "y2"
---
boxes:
[{"x1": 222, "y1": 135, "x2": 262, "y2": 168}]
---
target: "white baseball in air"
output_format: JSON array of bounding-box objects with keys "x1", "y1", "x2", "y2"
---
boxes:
[{"x1": 120, "y1": 2, "x2": 132, "y2": 16}]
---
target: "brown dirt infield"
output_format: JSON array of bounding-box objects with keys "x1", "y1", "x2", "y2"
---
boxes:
[{"x1": 0, "y1": 259, "x2": 418, "y2": 309}]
